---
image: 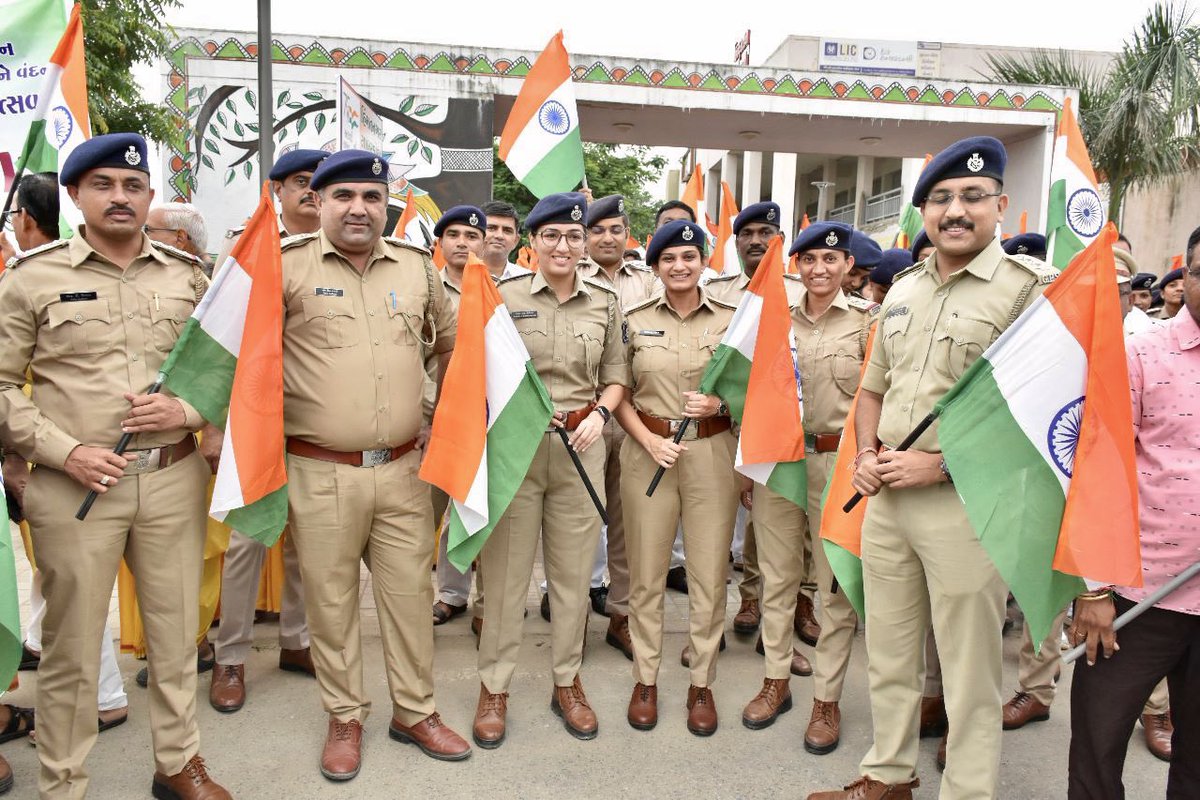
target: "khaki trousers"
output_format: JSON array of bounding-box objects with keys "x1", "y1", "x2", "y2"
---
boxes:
[
  {"x1": 213, "y1": 528, "x2": 308, "y2": 665},
  {"x1": 26, "y1": 451, "x2": 209, "y2": 799},
  {"x1": 286, "y1": 450, "x2": 435, "y2": 726},
  {"x1": 478, "y1": 433, "x2": 605, "y2": 692},
  {"x1": 738, "y1": 521, "x2": 761, "y2": 602},
  {"x1": 602, "y1": 416, "x2": 630, "y2": 615},
  {"x1": 859, "y1": 481, "x2": 1007, "y2": 800},
  {"x1": 622, "y1": 431, "x2": 738, "y2": 687},
  {"x1": 751, "y1": 482, "x2": 805, "y2": 679},
  {"x1": 807, "y1": 454, "x2": 859, "y2": 701}
]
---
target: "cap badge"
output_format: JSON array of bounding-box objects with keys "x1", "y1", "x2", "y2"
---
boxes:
[
  {"x1": 967, "y1": 152, "x2": 984, "y2": 173},
  {"x1": 617, "y1": 199, "x2": 625, "y2": 213},
  {"x1": 1017, "y1": 245, "x2": 1028, "y2": 254},
  {"x1": 681, "y1": 225, "x2": 695, "y2": 241},
  {"x1": 124, "y1": 146, "x2": 142, "y2": 166},
  {"x1": 570, "y1": 205, "x2": 583, "y2": 221},
  {"x1": 825, "y1": 231, "x2": 838, "y2": 246},
  {"x1": 767, "y1": 208, "x2": 777, "y2": 222},
  {"x1": 468, "y1": 212, "x2": 479, "y2": 226},
  {"x1": 371, "y1": 158, "x2": 383, "y2": 176}
]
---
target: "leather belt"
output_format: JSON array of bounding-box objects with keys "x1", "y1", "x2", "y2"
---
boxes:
[
  {"x1": 805, "y1": 432, "x2": 843, "y2": 453},
  {"x1": 637, "y1": 410, "x2": 732, "y2": 440},
  {"x1": 286, "y1": 437, "x2": 418, "y2": 467},
  {"x1": 123, "y1": 435, "x2": 197, "y2": 475},
  {"x1": 548, "y1": 403, "x2": 597, "y2": 433}
]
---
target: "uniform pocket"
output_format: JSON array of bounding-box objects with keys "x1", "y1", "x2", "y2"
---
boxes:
[
  {"x1": 149, "y1": 296, "x2": 195, "y2": 352},
  {"x1": 935, "y1": 316, "x2": 997, "y2": 379},
  {"x1": 631, "y1": 333, "x2": 671, "y2": 374},
  {"x1": 828, "y1": 353, "x2": 861, "y2": 397},
  {"x1": 881, "y1": 310, "x2": 912, "y2": 366},
  {"x1": 45, "y1": 298, "x2": 118, "y2": 355},
  {"x1": 573, "y1": 320, "x2": 607, "y2": 383},
  {"x1": 387, "y1": 297, "x2": 426, "y2": 346},
  {"x1": 300, "y1": 295, "x2": 360, "y2": 349}
]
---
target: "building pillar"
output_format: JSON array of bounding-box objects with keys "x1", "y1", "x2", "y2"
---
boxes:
[
  {"x1": 816, "y1": 158, "x2": 837, "y2": 221},
  {"x1": 742, "y1": 151, "x2": 763, "y2": 207},
  {"x1": 771, "y1": 152, "x2": 798, "y2": 237},
  {"x1": 854, "y1": 155, "x2": 875, "y2": 227},
  {"x1": 720, "y1": 152, "x2": 740, "y2": 209}
]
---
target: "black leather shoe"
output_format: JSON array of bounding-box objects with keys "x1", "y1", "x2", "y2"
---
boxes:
[
  {"x1": 666, "y1": 566, "x2": 688, "y2": 594},
  {"x1": 589, "y1": 586, "x2": 610, "y2": 617},
  {"x1": 18, "y1": 644, "x2": 39, "y2": 672},
  {"x1": 540, "y1": 593, "x2": 551, "y2": 622}
]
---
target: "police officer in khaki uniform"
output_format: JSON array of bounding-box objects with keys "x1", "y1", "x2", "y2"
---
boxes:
[
  {"x1": 209, "y1": 148, "x2": 326, "y2": 714},
  {"x1": 473, "y1": 192, "x2": 630, "y2": 747},
  {"x1": 279, "y1": 150, "x2": 469, "y2": 781},
  {"x1": 579, "y1": 194, "x2": 659, "y2": 660},
  {"x1": 809, "y1": 136, "x2": 1058, "y2": 800},
  {"x1": 0, "y1": 133, "x2": 230, "y2": 799},
  {"x1": 617, "y1": 220, "x2": 739, "y2": 736}
]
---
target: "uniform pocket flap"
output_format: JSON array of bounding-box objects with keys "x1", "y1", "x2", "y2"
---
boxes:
[{"x1": 47, "y1": 298, "x2": 110, "y2": 327}]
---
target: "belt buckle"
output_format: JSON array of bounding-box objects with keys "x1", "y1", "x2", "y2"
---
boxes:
[
  {"x1": 361, "y1": 448, "x2": 392, "y2": 467},
  {"x1": 671, "y1": 419, "x2": 699, "y2": 441},
  {"x1": 129, "y1": 448, "x2": 159, "y2": 474},
  {"x1": 804, "y1": 434, "x2": 818, "y2": 454}
]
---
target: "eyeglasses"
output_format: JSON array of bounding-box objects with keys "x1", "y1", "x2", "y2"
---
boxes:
[
  {"x1": 923, "y1": 190, "x2": 1002, "y2": 207},
  {"x1": 1, "y1": 208, "x2": 22, "y2": 233},
  {"x1": 143, "y1": 225, "x2": 191, "y2": 241},
  {"x1": 536, "y1": 229, "x2": 586, "y2": 248}
]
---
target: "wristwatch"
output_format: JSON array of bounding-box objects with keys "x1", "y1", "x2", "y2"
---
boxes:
[
  {"x1": 939, "y1": 457, "x2": 953, "y2": 484},
  {"x1": 594, "y1": 405, "x2": 612, "y2": 423}
]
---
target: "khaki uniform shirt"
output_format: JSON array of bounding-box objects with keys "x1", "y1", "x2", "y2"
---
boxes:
[
  {"x1": 793, "y1": 288, "x2": 878, "y2": 435},
  {"x1": 281, "y1": 231, "x2": 456, "y2": 451},
  {"x1": 578, "y1": 257, "x2": 660, "y2": 312},
  {"x1": 498, "y1": 270, "x2": 631, "y2": 410},
  {"x1": 623, "y1": 288, "x2": 736, "y2": 419},
  {"x1": 704, "y1": 270, "x2": 805, "y2": 308},
  {"x1": 862, "y1": 238, "x2": 1055, "y2": 452},
  {"x1": 0, "y1": 232, "x2": 207, "y2": 468}
]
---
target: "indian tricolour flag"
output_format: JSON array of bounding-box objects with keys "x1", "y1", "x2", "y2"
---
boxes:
[
  {"x1": 933, "y1": 224, "x2": 1140, "y2": 648},
  {"x1": 498, "y1": 31, "x2": 584, "y2": 198},
  {"x1": 705, "y1": 180, "x2": 739, "y2": 281},
  {"x1": 162, "y1": 183, "x2": 287, "y2": 546},
  {"x1": 1047, "y1": 97, "x2": 1105, "y2": 270},
  {"x1": 698, "y1": 238, "x2": 806, "y2": 506},
  {"x1": 420, "y1": 256, "x2": 554, "y2": 571},
  {"x1": 13, "y1": 3, "x2": 89, "y2": 235}
]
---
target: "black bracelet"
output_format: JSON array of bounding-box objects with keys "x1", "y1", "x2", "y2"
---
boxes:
[{"x1": 594, "y1": 405, "x2": 611, "y2": 423}]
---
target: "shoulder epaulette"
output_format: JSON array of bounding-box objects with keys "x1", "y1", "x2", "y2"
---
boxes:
[
  {"x1": 224, "y1": 225, "x2": 246, "y2": 240},
  {"x1": 624, "y1": 296, "x2": 659, "y2": 315},
  {"x1": 1007, "y1": 253, "x2": 1059, "y2": 285},
  {"x1": 280, "y1": 231, "x2": 319, "y2": 251},
  {"x1": 846, "y1": 294, "x2": 880, "y2": 315},
  {"x1": 626, "y1": 260, "x2": 653, "y2": 273},
  {"x1": 583, "y1": 277, "x2": 617, "y2": 296},
  {"x1": 149, "y1": 239, "x2": 205, "y2": 267},
  {"x1": 383, "y1": 236, "x2": 431, "y2": 256},
  {"x1": 8, "y1": 238, "x2": 69, "y2": 269},
  {"x1": 892, "y1": 262, "x2": 925, "y2": 284},
  {"x1": 783, "y1": 273, "x2": 803, "y2": 282},
  {"x1": 710, "y1": 297, "x2": 739, "y2": 311},
  {"x1": 498, "y1": 272, "x2": 535, "y2": 286},
  {"x1": 705, "y1": 273, "x2": 740, "y2": 285}
]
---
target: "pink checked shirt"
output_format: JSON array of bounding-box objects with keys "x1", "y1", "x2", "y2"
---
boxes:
[{"x1": 1119, "y1": 308, "x2": 1200, "y2": 615}]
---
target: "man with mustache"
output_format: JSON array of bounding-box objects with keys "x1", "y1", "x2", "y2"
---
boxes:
[
  {"x1": 208, "y1": 149, "x2": 326, "y2": 717},
  {"x1": 809, "y1": 136, "x2": 1058, "y2": 800},
  {"x1": 0, "y1": 133, "x2": 230, "y2": 799}
]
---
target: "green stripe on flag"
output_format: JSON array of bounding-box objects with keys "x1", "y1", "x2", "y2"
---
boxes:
[
  {"x1": 222, "y1": 485, "x2": 288, "y2": 548},
  {"x1": 161, "y1": 321, "x2": 238, "y2": 428},
  {"x1": 446, "y1": 363, "x2": 554, "y2": 572},
  {"x1": 765, "y1": 462, "x2": 807, "y2": 512},
  {"x1": 935, "y1": 361, "x2": 1085, "y2": 648},
  {"x1": 698, "y1": 344, "x2": 749, "y2": 419},
  {"x1": 519, "y1": 129, "x2": 585, "y2": 199},
  {"x1": 824, "y1": 540, "x2": 865, "y2": 619}
]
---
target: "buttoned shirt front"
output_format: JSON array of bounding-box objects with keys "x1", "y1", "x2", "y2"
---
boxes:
[
  {"x1": 1120, "y1": 309, "x2": 1200, "y2": 614},
  {"x1": 792, "y1": 288, "x2": 877, "y2": 435},
  {"x1": 862, "y1": 238, "x2": 1051, "y2": 452},
  {"x1": 499, "y1": 270, "x2": 631, "y2": 410},
  {"x1": 0, "y1": 231, "x2": 206, "y2": 468},
  {"x1": 623, "y1": 288, "x2": 734, "y2": 420},
  {"x1": 281, "y1": 231, "x2": 456, "y2": 451},
  {"x1": 577, "y1": 256, "x2": 660, "y2": 312}
]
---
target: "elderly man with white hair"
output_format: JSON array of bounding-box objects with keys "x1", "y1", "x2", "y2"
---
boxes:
[{"x1": 145, "y1": 202, "x2": 210, "y2": 268}]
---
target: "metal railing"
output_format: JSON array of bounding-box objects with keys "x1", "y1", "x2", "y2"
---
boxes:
[
  {"x1": 827, "y1": 203, "x2": 856, "y2": 224},
  {"x1": 864, "y1": 187, "x2": 903, "y2": 224}
]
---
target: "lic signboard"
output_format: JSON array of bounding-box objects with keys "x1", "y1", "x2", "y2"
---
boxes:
[{"x1": 818, "y1": 38, "x2": 941, "y2": 78}]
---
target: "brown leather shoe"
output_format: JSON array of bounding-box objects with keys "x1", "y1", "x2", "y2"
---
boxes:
[
  {"x1": 680, "y1": 634, "x2": 726, "y2": 668},
  {"x1": 208, "y1": 665, "x2": 245, "y2": 713},
  {"x1": 805, "y1": 699, "x2": 841, "y2": 754},
  {"x1": 1002, "y1": 691, "x2": 1051, "y2": 730},
  {"x1": 753, "y1": 635, "x2": 813, "y2": 676},
  {"x1": 627, "y1": 682, "x2": 657, "y2": 730},
  {"x1": 279, "y1": 647, "x2": 316, "y2": 677},
  {"x1": 389, "y1": 712, "x2": 471, "y2": 761},
  {"x1": 795, "y1": 593, "x2": 822, "y2": 646},
  {"x1": 320, "y1": 719, "x2": 362, "y2": 781},
  {"x1": 937, "y1": 732, "x2": 947, "y2": 772},
  {"x1": 151, "y1": 755, "x2": 231, "y2": 799},
  {"x1": 733, "y1": 598, "x2": 761, "y2": 633},
  {"x1": 742, "y1": 677, "x2": 792, "y2": 729},
  {"x1": 806, "y1": 776, "x2": 919, "y2": 800},
  {"x1": 919, "y1": 694, "x2": 947, "y2": 738},
  {"x1": 0, "y1": 753, "x2": 11, "y2": 796},
  {"x1": 1142, "y1": 712, "x2": 1173, "y2": 761},
  {"x1": 432, "y1": 600, "x2": 467, "y2": 625},
  {"x1": 606, "y1": 613, "x2": 633, "y2": 660},
  {"x1": 686, "y1": 685, "x2": 718, "y2": 736},
  {"x1": 472, "y1": 685, "x2": 508, "y2": 749},
  {"x1": 471, "y1": 616, "x2": 483, "y2": 639},
  {"x1": 550, "y1": 676, "x2": 598, "y2": 740}
]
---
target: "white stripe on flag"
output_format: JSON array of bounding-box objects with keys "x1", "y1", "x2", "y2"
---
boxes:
[
  {"x1": 721, "y1": 291, "x2": 762, "y2": 360},
  {"x1": 504, "y1": 80, "x2": 578, "y2": 179}
]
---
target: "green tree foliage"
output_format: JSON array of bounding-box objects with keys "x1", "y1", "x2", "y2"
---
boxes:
[
  {"x1": 81, "y1": 0, "x2": 181, "y2": 141},
  {"x1": 983, "y1": 1, "x2": 1200, "y2": 223},
  {"x1": 493, "y1": 141, "x2": 668, "y2": 241}
]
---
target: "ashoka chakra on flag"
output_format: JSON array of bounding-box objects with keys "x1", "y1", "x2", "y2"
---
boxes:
[
  {"x1": 538, "y1": 100, "x2": 570, "y2": 134},
  {"x1": 1067, "y1": 188, "x2": 1103, "y2": 238},
  {"x1": 1047, "y1": 396, "x2": 1084, "y2": 478}
]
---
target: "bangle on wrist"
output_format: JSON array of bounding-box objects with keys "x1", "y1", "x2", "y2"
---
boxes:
[
  {"x1": 1075, "y1": 591, "x2": 1113, "y2": 602},
  {"x1": 853, "y1": 447, "x2": 877, "y2": 470}
]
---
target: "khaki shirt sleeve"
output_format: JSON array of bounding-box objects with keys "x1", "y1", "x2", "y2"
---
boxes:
[
  {"x1": 174, "y1": 397, "x2": 205, "y2": 430},
  {"x1": 0, "y1": 271, "x2": 80, "y2": 467},
  {"x1": 428, "y1": 259, "x2": 457, "y2": 356},
  {"x1": 599, "y1": 300, "x2": 632, "y2": 388}
]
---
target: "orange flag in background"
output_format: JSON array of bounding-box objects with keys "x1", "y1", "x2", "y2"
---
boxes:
[{"x1": 710, "y1": 180, "x2": 740, "y2": 276}]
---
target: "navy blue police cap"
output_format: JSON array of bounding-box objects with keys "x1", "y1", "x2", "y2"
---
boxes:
[
  {"x1": 849, "y1": 231, "x2": 883, "y2": 268},
  {"x1": 788, "y1": 221, "x2": 853, "y2": 257},
  {"x1": 586, "y1": 194, "x2": 626, "y2": 226},
  {"x1": 59, "y1": 133, "x2": 149, "y2": 186},
  {"x1": 910, "y1": 229, "x2": 932, "y2": 262},
  {"x1": 434, "y1": 205, "x2": 486, "y2": 238},
  {"x1": 733, "y1": 201, "x2": 781, "y2": 235},
  {"x1": 1158, "y1": 268, "x2": 1184, "y2": 289},
  {"x1": 646, "y1": 219, "x2": 706, "y2": 266},
  {"x1": 310, "y1": 150, "x2": 389, "y2": 191},
  {"x1": 1002, "y1": 233, "x2": 1047, "y2": 260},
  {"x1": 525, "y1": 192, "x2": 587, "y2": 231},
  {"x1": 871, "y1": 248, "x2": 915, "y2": 286},
  {"x1": 912, "y1": 136, "x2": 1007, "y2": 205},
  {"x1": 1131, "y1": 272, "x2": 1156, "y2": 291},
  {"x1": 268, "y1": 148, "x2": 328, "y2": 181}
]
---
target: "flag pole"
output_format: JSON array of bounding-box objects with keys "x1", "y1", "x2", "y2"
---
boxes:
[
  {"x1": 646, "y1": 419, "x2": 690, "y2": 497},
  {"x1": 75, "y1": 377, "x2": 164, "y2": 520},
  {"x1": 1063, "y1": 560, "x2": 1200, "y2": 665},
  {"x1": 841, "y1": 412, "x2": 937, "y2": 513},
  {"x1": 256, "y1": 0, "x2": 274, "y2": 177},
  {"x1": 554, "y1": 427, "x2": 608, "y2": 525}
]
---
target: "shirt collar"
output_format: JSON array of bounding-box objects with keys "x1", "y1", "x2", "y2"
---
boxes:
[
  {"x1": 318, "y1": 229, "x2": 398, "y2": 267},
  {"x1": 69, "y1": 227, "x2": 163, "y2": 268},
  {"x1": 439, "y1": 267, "x2": 461, "y2": 294},
  {"x1": 924, "y1": 237, "x2": 1003, "y2": 283},
  {"x1": 531, "y1": 268, "x2": 589, "y2": 299},
  {"x1": 1172, "y1": 306, "x2": 1200, "y2": 350},
  {"x1": 653, "y1": 285, "x2": 719, "y2": 316}
]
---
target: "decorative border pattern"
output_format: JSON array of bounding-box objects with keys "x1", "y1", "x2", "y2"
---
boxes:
[{"x1": 164, "y1": 30, "x2": 1066, "y2": 199}]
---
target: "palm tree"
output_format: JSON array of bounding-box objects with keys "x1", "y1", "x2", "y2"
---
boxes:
[{"x1": 983, "y1": 2, "x2": 1200, "y2": 224}]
